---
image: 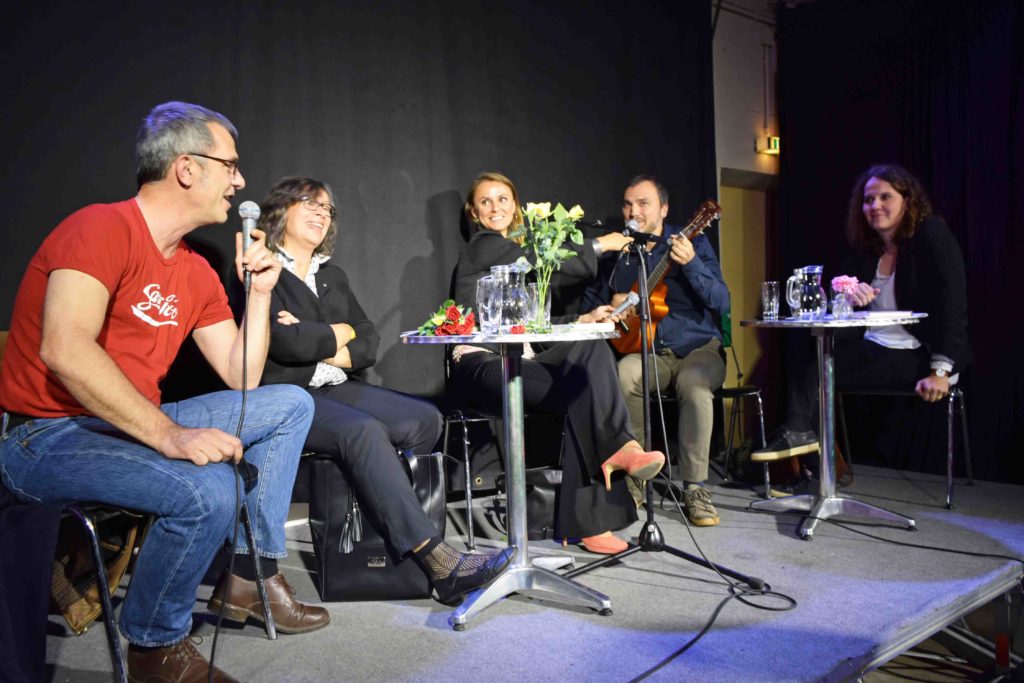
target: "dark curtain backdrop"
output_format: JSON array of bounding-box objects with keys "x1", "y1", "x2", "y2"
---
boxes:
[
  {"x1": 0, "y1": 0, "x2": 716, "y2": 399},
  {"x1": 778, "y1": 0, "x2": 1024, "y2": 483}
]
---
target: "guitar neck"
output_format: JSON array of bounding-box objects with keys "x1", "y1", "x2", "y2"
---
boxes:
[{"x1": 642, "y1": 220, "x2": 706, "y2": 292}]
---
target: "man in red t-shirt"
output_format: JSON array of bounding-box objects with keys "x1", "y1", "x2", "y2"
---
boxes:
[{"x1": 0, "y1": 102, "x2": 323, "y2": 682}]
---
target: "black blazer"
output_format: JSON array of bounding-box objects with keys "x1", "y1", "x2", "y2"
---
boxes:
[
  {"x1": 262, "y1": 265, "x2": 380, "y2": 388},
  {"x1": 844, "y1": 215, "x2": 971, "y2": 372}
]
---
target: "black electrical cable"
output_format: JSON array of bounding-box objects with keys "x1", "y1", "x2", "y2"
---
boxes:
[
  {"x1": 207, "y1": 276, "x2": 252, "y2": 682},
  {"x1": 626, "y1": 474, "x2": 797, "y2": 682},
  {"x1": 622, "y1": 348, "x2": 797, "y2": 680}
]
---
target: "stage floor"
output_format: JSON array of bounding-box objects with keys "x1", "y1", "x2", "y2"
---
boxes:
[{"x1": 44, "y1": 465, "x2": 1024, "y2": 682}]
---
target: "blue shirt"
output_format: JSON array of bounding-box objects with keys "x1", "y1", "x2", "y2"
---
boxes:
[{"x1": 583, "y1": 223, "x2": 729, "y2": 358}]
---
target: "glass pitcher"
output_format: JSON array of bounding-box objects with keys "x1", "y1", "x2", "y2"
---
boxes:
[
  {"x1": 786, "y1": 265, "x2": 828, "y2": 319},
  {"x1": 489, "y1": 264, "x2": 529, "y2": 333}
]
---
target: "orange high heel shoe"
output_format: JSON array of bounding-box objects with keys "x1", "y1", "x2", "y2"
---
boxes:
[
  {"x1": 579, "y1": 531, "x2": 628, "y2": 554},
  {"x1": 600, "y1": 446, "x2": 665, "y2": 491}
]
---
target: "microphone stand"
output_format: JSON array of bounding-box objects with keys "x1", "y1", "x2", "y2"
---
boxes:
[{"x1": 565, "y1": 233, "x2": 764, "y2": 590}]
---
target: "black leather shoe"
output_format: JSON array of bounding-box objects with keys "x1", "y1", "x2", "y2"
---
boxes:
[
  {"x1": 751, "y1": 428, "x2": 819, "y2": 462},
  {"x1": 433, "y1": 547, "x2": 516, "y2": 606},
  {"x1": 769, "y1": 473, "x2": 815, "y2": 498}
]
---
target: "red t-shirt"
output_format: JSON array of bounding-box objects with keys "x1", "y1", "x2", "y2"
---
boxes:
[{"x1": 0, "y1": 199, "x2": 233, "y2": 417}]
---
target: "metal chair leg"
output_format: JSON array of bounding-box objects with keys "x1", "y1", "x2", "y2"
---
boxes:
[
  {"x1": 720, "y1": 397, "x2": 740, "y2": 482},
  {"x1": 459, "y1": 413, "x2": 475, "y2": 550},
  {"x1": 65, "y1": 504, "x2": 127, "y2": 683},
  {"x1": 753, "y1": 391, "x2": 768, "y2": 449},
  {"x1": 239, "y1": 502, "x2": 276, "y2": 640},
  {"x1": 955, "y1": 388, "x2": 974, "y2": 485},
  {"x1": 751, "y1": 391, "x2": 773, "y2": 499},
  {"x1": 946, "y1": 391, "x2": 955, "y2": 509},
  {"x1": 837, "y1": 392, "x2": 853, "y2": 467}
]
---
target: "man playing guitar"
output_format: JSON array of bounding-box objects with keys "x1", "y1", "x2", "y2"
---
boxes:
[{"x1": 586, "y1": 175, "x2": 730, "y2": 527}]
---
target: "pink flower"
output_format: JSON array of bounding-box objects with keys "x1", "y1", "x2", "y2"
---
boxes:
[{"x1": 831, "y1": 275, "x2": 860, "y2": 295}]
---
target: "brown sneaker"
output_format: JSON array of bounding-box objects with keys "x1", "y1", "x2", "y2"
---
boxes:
[
  {"x1": 207, "y1": 571, "x2": 330, "y2": 634},
  {"x1": 682, "y1": 486, "x2": 720, "y2": 527},
  {"x1": 127, "y1": 638, "x2": 238, "y2": 683}
]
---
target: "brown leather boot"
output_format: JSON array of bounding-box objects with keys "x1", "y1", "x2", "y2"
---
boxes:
[
  {"x1": 127, "y1": 638, "x2": 238, "y2": 683},
  {"x1": 207, "y1": 571, "x2": 330, "y2": 634}
]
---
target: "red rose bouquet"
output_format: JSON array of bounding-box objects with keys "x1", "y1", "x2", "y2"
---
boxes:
[{"x1": 416, "y1": 299, "x2": 476, "y2": 336}]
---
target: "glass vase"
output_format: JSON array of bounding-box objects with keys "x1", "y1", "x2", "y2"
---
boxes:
[{"x1": 527, "y1": 282, "x2": 552, "y2": 332}]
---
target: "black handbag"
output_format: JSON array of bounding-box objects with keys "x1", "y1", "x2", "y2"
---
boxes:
[
  {"x1": 494, "y1": 466, "x2": 561, "y2": 541},
  {"x1": 307, "y1": 450, "x2": 446, "y2": 601}
]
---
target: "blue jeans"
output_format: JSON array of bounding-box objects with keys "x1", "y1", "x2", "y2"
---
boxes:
[{"x1": 0, "y1": 385, "x2": 313, "y2": 646}]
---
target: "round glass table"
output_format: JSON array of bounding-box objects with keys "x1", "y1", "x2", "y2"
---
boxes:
[
  {"x1": 402, "y1": 323, "x2": 618, "y2": 628},
  {"x1": 740, "y1": 312, "x2": 926, "y2": 539}
]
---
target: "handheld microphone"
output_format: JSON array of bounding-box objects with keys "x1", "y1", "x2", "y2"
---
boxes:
[
  {"x1": 238, "y1": 202, "x2": 260, "y2": 288},
  {"x1": 610, "y1": 291, "x2": 640, "y2": 332},
  {"x1": 239, "y1": 201, "x2": 260, "y2": 251}
]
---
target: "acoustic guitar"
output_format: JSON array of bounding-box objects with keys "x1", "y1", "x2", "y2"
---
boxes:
[{"x1": 610, "y1": 199, "x2": 722, "y2": 355}]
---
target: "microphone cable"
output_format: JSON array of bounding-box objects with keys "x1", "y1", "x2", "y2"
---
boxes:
[
  {"x1": 208, "y1": 252, "x2": 254, "y2": 682},
  {"x1": 627, "y1": 290, "x2": 797, "y2": 682},
  {"x1": 626, "y1": 465, "x2": 797, "y2": 682}
]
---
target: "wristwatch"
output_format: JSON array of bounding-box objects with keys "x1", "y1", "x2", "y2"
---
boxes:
[{"x1": 933, "y1": 368, "x2": 949, "y2": 378}]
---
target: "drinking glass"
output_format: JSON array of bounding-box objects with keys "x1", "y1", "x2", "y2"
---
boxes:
[
  {"x1": 476, "y1": 276, "x2": 498, "y2": 334},
  {"x1": 490, "y1": 264, "x2": 529, "y2": 333},
  {"x1": 761, "y1": 281, "x2": 780, "y2": 321},
  {"x1": 832, "y1": 288, "x2": 853, "y2": 319}
]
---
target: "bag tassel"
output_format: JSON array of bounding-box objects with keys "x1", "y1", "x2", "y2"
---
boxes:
[{"x1": 338, "y1": 498, "x2": 363, "y2": 554}]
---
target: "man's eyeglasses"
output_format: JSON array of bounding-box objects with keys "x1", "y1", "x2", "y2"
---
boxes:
[
  {"x1": 187, "y1": 152, "x2": 241, "y2": 178},
  {"x1": 300, "y1": 196, "x2": 337, "y2": 219}
]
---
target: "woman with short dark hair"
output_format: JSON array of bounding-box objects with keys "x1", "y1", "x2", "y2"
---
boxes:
[{"x1": 258, "y1": 176, "x2": 514, "y2": 605}]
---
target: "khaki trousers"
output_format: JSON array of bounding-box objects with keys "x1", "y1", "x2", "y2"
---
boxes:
[{"x1": 617, "y1": 339, "x2": 725, "y2": 483}]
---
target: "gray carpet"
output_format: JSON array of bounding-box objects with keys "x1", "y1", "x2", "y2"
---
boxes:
[{"x1": 43, "y1": 466, "x2": 1024, "y2": 682}]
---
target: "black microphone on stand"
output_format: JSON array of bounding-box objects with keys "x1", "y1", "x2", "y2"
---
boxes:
[
  {"x1": 623, "y1": 219, "x2": 671, "y2": 245},
  {"x1": 238, "y1": 201, "x2": 261, "y2": 290}
]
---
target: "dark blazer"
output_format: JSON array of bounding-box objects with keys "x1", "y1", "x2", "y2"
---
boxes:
[
  {"x1": 262, "y1": 265, "x2": 380, "y2": 388},
  {"x1": 845, "y1": 215, "x2": 971, "y2": 372}
]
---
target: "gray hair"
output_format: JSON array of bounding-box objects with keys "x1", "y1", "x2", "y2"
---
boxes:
[{"x1": 135, "y1": 101, "x2": 238, "y2": 188}]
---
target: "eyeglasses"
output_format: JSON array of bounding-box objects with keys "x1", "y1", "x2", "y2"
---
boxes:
[
  {"x1": 299, "y1": 196, "x2": 337, "y2": 219},
  {"x1": 186, "y1": 152, "x2": 241, "y2": 178}
]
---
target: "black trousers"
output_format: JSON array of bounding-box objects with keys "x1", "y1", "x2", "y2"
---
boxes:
[
  {"x1": 784, "y1": 331, "x2": 931, "y2": 434},
  {"x1": 450, "y1": 340, "x2": 638, "y2": 537},
  {"x1": 304, "y1": 381, "x2": 443, "y2": 557}
]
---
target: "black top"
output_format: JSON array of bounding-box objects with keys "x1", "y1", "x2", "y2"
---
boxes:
[
  {"x1": 262, "y1": 265, "x2": 380, "y2": 388},
  {"x1": 845, "y1": 215, "x2": 971, "y2": 372},
  {"x1": 451, "y1": 230, "x2": 601, "y2": 324}
]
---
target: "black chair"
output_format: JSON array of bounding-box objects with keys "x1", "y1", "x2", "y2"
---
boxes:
[
  {"x1": 60, "y1": 503, "x2": 136, "y2": 683},
  {"x1": 440, "y1": 346, "x2": 564, "y2": 549},
  {"x1": 440, "y1": 407, "x2": 496, "y2": 551},
  {"x1": 837, "y1": 385, "x2": 973, "y2": 508},
  {"x1": 59, "y1": 492, "x2": 274, "y2": 680}
]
